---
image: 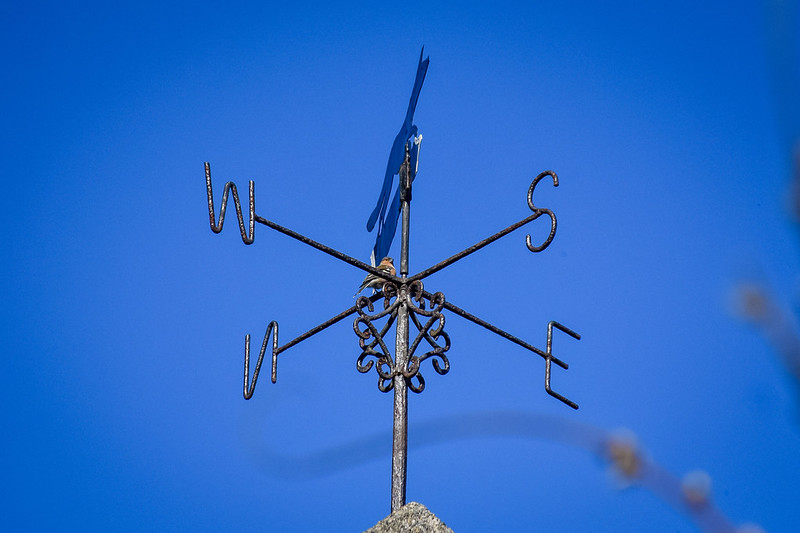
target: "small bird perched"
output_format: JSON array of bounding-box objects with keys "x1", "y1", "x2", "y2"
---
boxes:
[{"x1": 354, "y1": 257, "x2": 396, "y2": 297}]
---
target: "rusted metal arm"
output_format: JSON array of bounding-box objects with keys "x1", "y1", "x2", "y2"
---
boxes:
[
  {"x1": 243, "y1": 293, "x2": 384, "y2": 399},
  {"x1": 408, "y1": 170, "x2": 559, "y2": 282},
  {"x1": 205, "y1": 161, "x2": 400, "y2": 283},
  {"x1": 428, "y1": 292, "x2": 581, "y2": 409}
]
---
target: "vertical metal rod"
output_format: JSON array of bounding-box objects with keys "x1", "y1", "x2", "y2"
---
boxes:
[
  {"x1": 391, "y1": 294, "x2": 409, "y2": 512},
  {"x1": 399, "y1": 143, "x2": 411, "y2": 278},
  {"x1": 391, "y1": 145, "x2": 412, "y2": 512}
]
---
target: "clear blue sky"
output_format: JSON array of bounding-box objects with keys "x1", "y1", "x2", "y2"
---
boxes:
[{"x1": 3, "y1": 1, "x2": 799, "y2": 531}]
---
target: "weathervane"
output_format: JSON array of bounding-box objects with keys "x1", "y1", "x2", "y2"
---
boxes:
[{"x1": 205, "y1": 48, "x2": 581, "y2": 513}]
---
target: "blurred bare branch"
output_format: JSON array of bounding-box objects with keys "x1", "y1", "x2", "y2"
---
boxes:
[
  {"x1": 733, "y1": 281, "x2": 800, "y2": 384},
  {"x1": 241, "y1": 410, "x2": 758, "y2": 532}
]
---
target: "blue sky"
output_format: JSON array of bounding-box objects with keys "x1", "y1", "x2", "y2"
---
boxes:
[{"x1": 3, "y1": 1, "x2": 800, "y2": 531}]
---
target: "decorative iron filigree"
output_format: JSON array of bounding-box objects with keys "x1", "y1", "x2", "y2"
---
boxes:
[
  {"x1": 354, "y1": 280, "x2": 450, "y2": 393},
  {"x1": 404, "y1": 283, "x2": 450, "y2": 393},
  {"x1": 206, "y1": 51, "x2": 582, "y2": 515},
  {"x1": 354, "y1": 282, "x2": 401, "y2": 392}
]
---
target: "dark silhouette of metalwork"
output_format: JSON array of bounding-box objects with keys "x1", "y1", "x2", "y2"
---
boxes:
[
  {"x1": 367, "y1": 47, "x2": 429, "y2": 263},
  {"x1": 205, "y1": 155, "x2": 580, "y2": 512},
  {"x1": 204, "y1": 63, "x2": 580, "y2": 514}
]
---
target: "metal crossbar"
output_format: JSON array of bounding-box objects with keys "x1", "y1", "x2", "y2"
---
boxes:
[{"x1": 205, "y1": 140, "x2": 580, "y2": 513}]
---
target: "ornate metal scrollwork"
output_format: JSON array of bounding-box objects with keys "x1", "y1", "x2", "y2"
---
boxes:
[
  {"x1": 404, "y1": 282, "x2": 450, "y2": 393},
  {"x1": 354, "y1": 282, "x2": 401, "y2": 392},
  {"x1": 354, "y1": 280, "x2": 450, "y2": 393}
]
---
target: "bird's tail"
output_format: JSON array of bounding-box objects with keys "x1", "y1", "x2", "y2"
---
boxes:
[{"x1": 354, "y1": 281, "x2": 367, "y2": 298}]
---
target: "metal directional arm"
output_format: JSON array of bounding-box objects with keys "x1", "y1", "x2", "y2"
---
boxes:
[
  {"x1": 428, "y1": 291, "x2": 581, "y2": 409},
  {"x1": 432, "y1": 294, "x2": 569, "y2": 369},
  {"x1": 206, "y1": 163, "x2": 558, "y2": 289},
  {"x1": 208, "y1": 161, "x2": 578, "y2": 406},
  {"x1": 408, "y1": 170, "x2": 559, "y2": 282},
  {"x1": 206, "y1": 154, "x2": 580, "y2": 516},
  {"x1": 243, "y1": 293, "x2": 385, "y2": 399},
  {"x1": 205, "y1": 162, "x2": 400, "y2": 283}
]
